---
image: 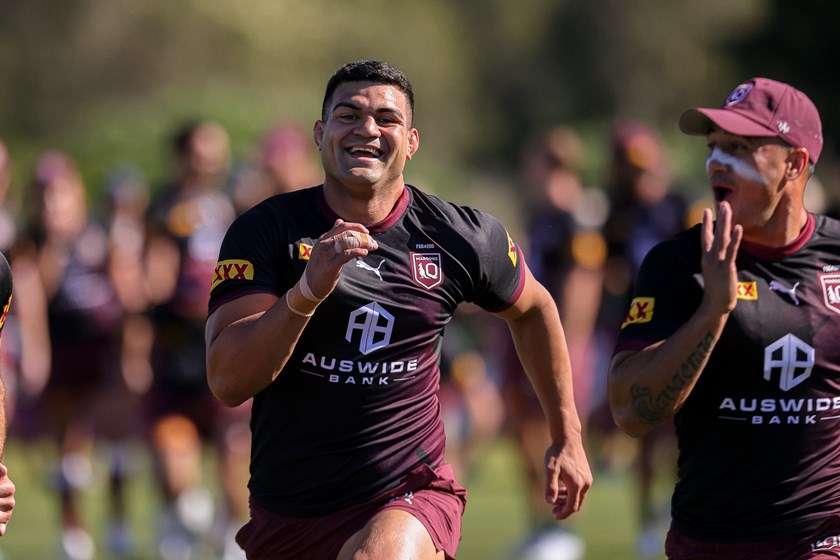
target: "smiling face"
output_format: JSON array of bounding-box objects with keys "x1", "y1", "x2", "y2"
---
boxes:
[
  {"x1": 705, "y1": 128, "x2": 798, "y2": 239},
  {"x1": 314, "y1": 81, "x2": 419, "y2": 195}
]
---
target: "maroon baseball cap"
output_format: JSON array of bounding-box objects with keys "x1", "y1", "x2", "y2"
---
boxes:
[{"x1": 679, "y1": 77, "x2": 823, "y2": 164}]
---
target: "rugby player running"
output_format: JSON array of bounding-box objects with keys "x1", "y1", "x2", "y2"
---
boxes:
[{"x1": 206, "y1": 60, "x2": 591, "y2": 559}]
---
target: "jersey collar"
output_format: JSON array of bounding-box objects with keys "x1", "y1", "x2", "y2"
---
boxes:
[
  {"x1": 315, "y1": 185, "x2": 411, "y2": 234},
  {"x1": 739, "y1": 212, "x2": 816, "y2": 261}
]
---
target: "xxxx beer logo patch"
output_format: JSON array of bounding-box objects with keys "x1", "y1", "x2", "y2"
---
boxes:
[
  {"x1": 299, "y1": 242, "x2": 313, "y2": 261},
  {"x1": 211, "y1": 259, "x2": 254, "y2": 292},
  {"x1": 506, "y1": 230, "x2": 518, "y2": 267},
  {"x1": 0, "y1": 295, "x2": 11, "y2": 334},
  {"x1": 737, "y1": 281, "x2": 758, "y2": 300},
  {"x1": 410, "y1": 252, "x2": 443, "y2": 290},
  {"x1": 622, "y1": 297, "x2": 654, "y2": 329}
]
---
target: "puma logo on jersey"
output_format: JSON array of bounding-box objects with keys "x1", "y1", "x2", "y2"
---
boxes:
[
  {"x1": 769, "y1": 280, "x2": 800, "y2": 305},
  {"x1": 356, "y1": 258, "x2": 385, "y2": 281}
]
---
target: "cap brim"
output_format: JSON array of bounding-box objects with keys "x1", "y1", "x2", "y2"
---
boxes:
[{"x1": 679, "y1": 108, "x2": 776, "y2": 138}]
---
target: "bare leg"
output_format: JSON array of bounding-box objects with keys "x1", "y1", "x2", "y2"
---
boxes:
[{"x1": 337, "y1": 509, "x2": 444, "y2": 560}]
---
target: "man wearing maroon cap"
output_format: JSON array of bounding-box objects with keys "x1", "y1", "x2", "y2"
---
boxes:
[{"x1": 609, "y1": 77, "x2": 840, "y2": 559}]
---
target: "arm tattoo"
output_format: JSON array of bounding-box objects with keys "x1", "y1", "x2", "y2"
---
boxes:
[{"x1": 630, "y1": 332, "x2": 715, "y2": 424}]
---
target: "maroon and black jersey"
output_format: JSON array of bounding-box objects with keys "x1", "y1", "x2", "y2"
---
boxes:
[
  {"x1": 0, "y1": 251, "x2": 11, "y2": 338},
  {"x1": 615, "y1": 213, "x2": 840, "y2": 541},
  {"x1": 209, "y1": 185, "x2": 525, "y2": 516}
]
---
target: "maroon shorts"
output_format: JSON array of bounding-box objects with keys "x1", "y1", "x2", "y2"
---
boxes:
[
  {"x1": 665, "y1": 515, "x2": 840, "y2": 560},
  {"x1": 235, "y1": 463, "x2": 466, "y2": 560}
]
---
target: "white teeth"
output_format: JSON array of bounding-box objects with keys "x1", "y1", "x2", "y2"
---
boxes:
[{"x1": 349, "y1": 147, "x2": 380, "y2": 156}]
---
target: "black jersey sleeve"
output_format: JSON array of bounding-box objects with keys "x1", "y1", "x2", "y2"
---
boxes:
[
  {"x1": 614, "y1": 227, "x2": 703, "y2": 352},
  {"x1": 208, "y1": 204, "x2": 287, "y2": 313},
  {"x1": 466, "y1": 209, "x2": 526, "y2": 312},
  {"x1": 0, "y1": 252, "x2": 11, "y2": 336}
]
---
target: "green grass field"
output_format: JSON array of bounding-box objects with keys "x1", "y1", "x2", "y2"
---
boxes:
[{"x1": 0, "y1": 436, "x2": 666, "y2": 559}]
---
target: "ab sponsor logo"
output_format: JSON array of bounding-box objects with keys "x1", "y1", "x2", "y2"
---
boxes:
[
  {"x1": 300, "y1": 301, "x2": 417, "y2": 387},
  {"x1": 718, "y1": 333, "x2": 838, "y2": 426}
]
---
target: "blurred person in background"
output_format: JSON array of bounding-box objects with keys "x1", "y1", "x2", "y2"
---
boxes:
[
  {"x1": 609, "y1": 77, "x2": 840, "y2": 560},
  {"x1": 437, "y1": 303, "x2": 506, "y2": 483},
  {"x1": 590, "y1": 120, "x2": 689, "y2": 557},
  {"x1": 0, "y1": 140, "x2": 18, "y2": 540},
  {"x1": 228, "y1": 122, "x2": 322, "y2": 215},
  {"x1": 100, "y1": 164, "x2": 157, "y2": 557},
  {"x1": 0, "y1": 140, "x2": 50, "y2": 441},
  {"x1": 0, "y1": 250, "x2": 17, "y2": 540},
  {"x1": 144, "y1": 120, "x2": 244, "y2": 559},
  {"x1": 27, "y1": 150, "x2": 133, "y2": 560},
  {"x1": 502, "y1": 126, "x2": 607, "y2": 560}
]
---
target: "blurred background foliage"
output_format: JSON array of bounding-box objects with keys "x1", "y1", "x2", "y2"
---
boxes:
[{"x1": 1, "y1": 0, "x2": 839, "y2": 216}]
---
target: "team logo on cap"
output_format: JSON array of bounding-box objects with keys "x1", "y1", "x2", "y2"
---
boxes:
[
  {"x1": 725, "y1": 83, "x2": 753, "y2": 106},
  {"x1": 819, "y1": 272, "x2": 840, "y2": 316},
  {"x1": 410, "y1": 252, "x2": 443, "y2": 290}
]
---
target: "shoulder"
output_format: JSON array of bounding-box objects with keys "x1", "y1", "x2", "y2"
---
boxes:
[
  {"x1": 233, "y1": 186, "x2": 320, "y2": 228},
  {"x1": 639, "y1": 224, "x2": 701, "y2": 273},
  {"x1": 406, "y1": 185, "x2": 505, "y2": 233},
  {"x1": 0, "y1": 252, "x2": 10, "y2": 306},
  {"x1": 814, "y1": 213, "x2": 840, "y2": 238}
]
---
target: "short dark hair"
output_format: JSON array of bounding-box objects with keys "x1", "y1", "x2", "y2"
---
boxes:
[{"x1": 321, "y1": 60, "x2": 415, "y2": 125}]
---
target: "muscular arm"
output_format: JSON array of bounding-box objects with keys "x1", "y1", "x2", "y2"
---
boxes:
[
  {"x1": 608, "y1": 205, "x2": 742, "y2": 437},
  {"x1": 206, "y1": 220, "x2": 377, "y2": 406},
  {"x1": 0, "y1": 253, "x2": 15, "y2": 535},
  {"x1": 496, "y1": 263, "x2": 592, "y2": 519}
]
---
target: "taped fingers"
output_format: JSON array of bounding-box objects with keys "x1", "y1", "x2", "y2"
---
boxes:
[{"x1": 334, "y1": 231, "x2": 377, "y2": 254}]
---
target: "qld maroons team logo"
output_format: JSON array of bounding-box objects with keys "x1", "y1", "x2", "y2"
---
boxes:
[
  {"x1": 820, "y1": 272, "x2": 840, "y2": 316},
  {"x1": 410, "y1": 252, "x2": 443, "y2": 290}
]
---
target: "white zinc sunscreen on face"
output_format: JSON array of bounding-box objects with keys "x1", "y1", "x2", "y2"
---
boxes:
[{"x1": 706, "y1": 147, "x2": 767, "y2": 185}]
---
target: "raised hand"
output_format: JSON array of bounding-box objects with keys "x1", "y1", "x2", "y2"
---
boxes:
[{"x1": 700, "y1": 202, "x2": 743, "y2": 317}]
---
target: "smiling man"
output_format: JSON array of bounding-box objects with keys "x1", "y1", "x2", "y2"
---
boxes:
[
  {"x1": 608, "y1": 78, "x2": 840, "y2": 559},
  {"x1": 205, "y1": 60, "x2": 591, "y2": 560}
]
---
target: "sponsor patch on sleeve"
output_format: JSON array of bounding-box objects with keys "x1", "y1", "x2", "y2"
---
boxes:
[
  {"x1": 621, "y1": 297, "x2": 654, "y2": 329},
  {"x1": 505, "y1": 230, "x2": 518, "y2": 267},
  {"x1": 0, "y1": 294, "x2": 11, "y2": 333},
  {"x1": 211, "y1": 259, "x2": 254, "y2": 292},
  {"x1": 299, "y1": 242, "x2": 313, "y2": 260},
  {"x1": 736, "y1": 281, "x2": 758, "y2": 300}
]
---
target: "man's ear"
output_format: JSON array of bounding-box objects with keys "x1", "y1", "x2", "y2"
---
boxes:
[
  {"x1": 786, "y1": 147, "x2": 809, "y2": 180},
  {"x1": 406, "y1": 128, "x2": 419, "y2": 161},
  {"x1": 313, "y1": 121, "x2": 324, "y2": 151}
]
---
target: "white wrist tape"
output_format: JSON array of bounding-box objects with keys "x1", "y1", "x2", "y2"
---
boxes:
[
  {"x1": 285, "y1": 291, "x2": 314, "y2": 317},
  {"x1": 298, "y1": 269, "x2": 323, "y2": 302}
]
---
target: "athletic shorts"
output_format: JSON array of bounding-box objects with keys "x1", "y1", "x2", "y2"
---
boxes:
[
  {"x1": 235, "y1": 463, "x2": 467, "y2": 560},
  {"x1": 665, "y1": 514, "x2": 840, "y2": 559}
]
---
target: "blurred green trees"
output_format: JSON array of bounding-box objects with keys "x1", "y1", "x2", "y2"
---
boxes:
[{"x1": 0, "y1": 0, "x2": 838, "y2": 204}]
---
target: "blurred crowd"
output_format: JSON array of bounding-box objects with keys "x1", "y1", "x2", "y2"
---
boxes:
[
  {"x1": 0, "y1": 120, "x2": 321, "y2": 560},
  {"x1": 0, "y1": 117, "x2": 836, "y2": 560}
]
